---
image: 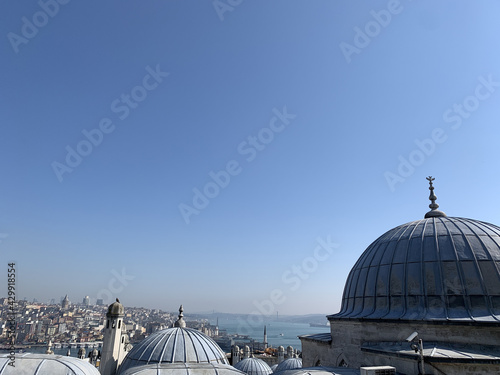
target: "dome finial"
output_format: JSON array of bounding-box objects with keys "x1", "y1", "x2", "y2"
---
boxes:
[
  {"x1": 424, "y1": 176, "x2": 447, "y2": 218},
  {"x1": 174, "y1": 304, "x2": 186, "y2": 327},
  {"x1": 426, "y1": 176, "x2": 438, "y2": 210}
]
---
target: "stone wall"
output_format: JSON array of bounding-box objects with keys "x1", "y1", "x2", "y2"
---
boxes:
[
  {"x1": 300, "y1": 318, "x2": 500, "y2": 374},
  {"x1": 300, "y1": 338, "x2": 331, "y2": 367}
]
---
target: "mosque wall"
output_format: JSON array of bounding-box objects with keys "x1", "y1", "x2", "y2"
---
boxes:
[
  {"x1": 328, "y1": 319, "x2": 500, "y2": 348},
  {"x1": 432, "y1": 363, "x2": 500, "y2": 375},
  {"x1": 300, "y1": 339, "x2": 331, "y2": 367},
  {"x1": 302, "y1": 319, "x2": 500, "y2": 374}
]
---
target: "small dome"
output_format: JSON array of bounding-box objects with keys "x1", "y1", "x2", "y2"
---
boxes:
[
  {"x1": 270, "y1": 364, "x2": 278, "y2": 372},
  {"x1": 233, "y1": 358, "x2": 273, "y2": 375},
  {"x1": 334, "y1": 216, "x2": 500, "y2": 322},
  {"x1": 0, "y1": 353, "x2": 100, "y2": 375},
  {"x1": 273, "y1": 368, "x2": 344, "y2": 375},
  {"x1": 119, "y1": 363, "x2": 246, "y2": 375},
  {"x1": 274, "y1": 358, "x2": 302, "y2": 373},
  {"x1": 118, "y1": 327, "x2": 228, "y2": 374},
  {"x1": 108, "y1": 299, "x2": 124, "y2": 316}
]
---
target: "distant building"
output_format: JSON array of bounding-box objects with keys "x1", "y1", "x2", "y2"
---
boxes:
[
  {"x1": 47, "y1": 325, "x2": 57, "y2": 336},
  {"x1": 83, "y1": 296, "x2": 91, "y2": 307},
  {"x1": 300, "y1": 178, "x2": 500, "y2": 375},
  {"x1": 61, "y1": 295, "x2": 70, "y2": 310},
  {"x1": 97, "y1": 299, "x2": 104, "y2": 306}
]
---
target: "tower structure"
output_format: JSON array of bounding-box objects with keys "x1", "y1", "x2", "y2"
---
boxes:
[
  {"x1": 277, "y1": 346, "x2": 285, "y2": 363},
  {"x1": 243, "y1": 345, "x2": 251, "y2": 359},
  {"x1": 100, "y1": 299, "x2": 127, "y2": 375},
  {"x1": 231, "y1": 345, "x2": 241, "y2": 365},
  {"x1": 263, "y1": 325, "x2": 267, "y2": 349},
  {"x1": 286, "y1": 346, "x2": 293, "y2": 359},
  {"x1": 62, "y1": 295, "x2": 70, "y2": 309},
  {"x1": 78, "y1": 347, "x2": 87, "y2": 359},
  {"x1": 83, "y1": 296, "x2": 90, "y2": 307},
  {"x1": 46, "y1": 339, "x2": 53, "y2": 354}
]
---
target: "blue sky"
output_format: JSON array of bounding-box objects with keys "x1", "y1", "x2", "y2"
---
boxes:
[{"x1": 1, "y1": 1, "x2": 500, "y2": 316}]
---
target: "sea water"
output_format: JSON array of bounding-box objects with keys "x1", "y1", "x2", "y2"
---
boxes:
[{"x1": 215, "y1": 318, "x2": 330, "y2": 350}]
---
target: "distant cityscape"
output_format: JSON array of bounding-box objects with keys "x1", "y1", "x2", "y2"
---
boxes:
[{"x1": 0, "y1": 295, "x2": 328, "y2": 354}]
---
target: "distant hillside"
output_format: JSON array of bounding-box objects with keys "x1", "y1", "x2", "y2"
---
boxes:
[{"x1": 186, "y1": 312, "x2": 329, "y2": 325}]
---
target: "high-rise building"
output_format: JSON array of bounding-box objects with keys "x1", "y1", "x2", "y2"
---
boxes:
[
  {"x1": 96, "y1": 299, "x2": 104, "y2": 306},
  {"x1": 83, "y1": 296, "x2": 90, "y2": 307}
]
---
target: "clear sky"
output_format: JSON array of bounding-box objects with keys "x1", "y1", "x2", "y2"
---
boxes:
[{"x1": 1, "y1": 1, "x2": 500, "y2": 316}]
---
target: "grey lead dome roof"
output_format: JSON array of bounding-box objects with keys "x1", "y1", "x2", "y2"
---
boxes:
[
  {"x1": 332, "y1": 217, "x2": 500, "y2": 322},
  {"x1": 0, "y1": 353, "x2": 100, "y2": 375},
  {"x1": 118, "y1": 327, "x2": 228, "y2": 374},
  {"x1": 233, "y1": 358, "x2": 272, "y2": 375},
  {"x1": 274, "y1": 358, "x2": 302, "y2": 373},
  {"x1": 119, "y1": 363, "x2": 246, "y2": 375}
]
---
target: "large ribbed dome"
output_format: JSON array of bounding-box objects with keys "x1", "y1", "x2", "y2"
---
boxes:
[
  {"x1": 0, "y1": 353, "x2": 100, "y2": 375},
  {"x1": 332, "y1": 216, "x2": 500, "y2": 322},
  {"x1": 118, "y1": 327, "x2": 228, "y2": 374},
  {"x1": 119, "y1": 363, "x2": 246, "y2": 375}
]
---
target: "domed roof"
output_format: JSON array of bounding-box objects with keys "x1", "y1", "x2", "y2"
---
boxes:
[
  {"x1": 233, "y1": 358, "x2": 273, "y2": 375},
  {"x1": 107, "y1": 299, "x2": 124, "y2": 316},
  {"x1": 0, "y1": 353, "x2": 100, "y2": 375},
  {"x1": 273, "y1": 368, "x2": 358, "y2": 375},
  {"x1": 118, "y1": 327, "x2": 228, "y2": 374},
  {"x1": 119, "y1": 363, "x2": 246, "y2": 375},
  {"x1": 274, "y1": 358, "x2": 302, "y2": 373},
  {"x1": 332, "y1": 216, "x2": 500, "y2": 322}
]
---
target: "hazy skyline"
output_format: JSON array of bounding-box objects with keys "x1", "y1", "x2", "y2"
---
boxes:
[{"x1": 2, "y1": 1, "x2": 500, "y2": 315}]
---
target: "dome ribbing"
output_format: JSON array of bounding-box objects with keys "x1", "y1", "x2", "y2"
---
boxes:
[
  {"x1": 118, "y1": 327, "x2": 228, "y2": 374},
  {"x1": 233, "y1": 358, "x2": 273, "y2": 375},
  {"x1": 332, "y1": 217, "x2": 500, "y2": 322}
]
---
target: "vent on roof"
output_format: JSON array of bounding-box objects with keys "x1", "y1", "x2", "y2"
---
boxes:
[{"x1": 360, "y1": 366, "x2": 396, "y2": 375}]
